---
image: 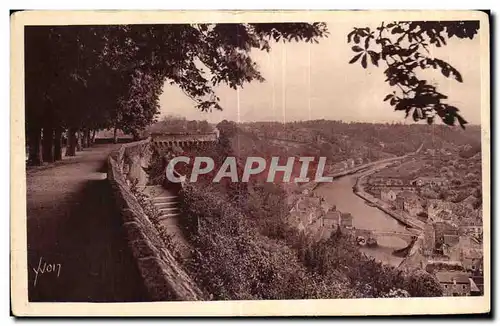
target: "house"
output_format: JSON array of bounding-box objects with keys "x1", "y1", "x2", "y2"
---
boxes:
[
  {"x1": 443, "y1": 233, "x2": 483, "y2": 262},
  {"x1": 422, "y1": 223, "x2": 436, "y2": 255},
  {"x1": 435, "y1": 271, "x2": 471, "y2": 296},
  {"x1": 441, "y1": 234, "x2": 461, "y2": 257},
  {"x1": 395, "y1": 191, "x2": 424, "y2": 216},
  {"x1": 323, "y1": 210, "x2": 341, "y2": 229},
  {"x1": 288, "y1": 196, "x2": 325, "y2": 230},
  {"x1": 381, "y1": 189, "x2": 398, "y2": 202},
  {"x1": 427, "y1": 199, "x2": 453, "y2": 220},
  {"x1": 458, "y1": 215, "x2": 482, "y2": 238},
  {"x1": 434, "y1": 222, "x2": 459, "y2": 238},
  {"x1": 459, "y1": 224, "x2": 483, "y2": 239},
  {"x1": 451, "y1": 202, "x2": 477, "y2": 220},
  {"x1": 412, "y1": 176, "x2": 448, "y2": 187},
  {"x1": 443, "y1": 234, "x2": 460, "y2": 246},
  {"x1": 462, "y1": 249, "x2": 483, "y2": 273},
  {"x1": 434, "y1": 222, "x2": 459, "y2": 254},
  {"x1": 340, "y1": 213, "x2": 354, "y2": 229},
  {"x1": 321, "y1": 210, "x2": 353, "y2": 229},
  {"x1": 436, "y1": 210, "x2": 458, "y2": 223}
]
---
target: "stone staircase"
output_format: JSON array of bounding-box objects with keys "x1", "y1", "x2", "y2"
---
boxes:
[
  {"x1": 152, "y1": 194, "x2": 180, "y2": 221},
  {"x1": 139, "y1": 185, "x2": 191, "y2": 258}
]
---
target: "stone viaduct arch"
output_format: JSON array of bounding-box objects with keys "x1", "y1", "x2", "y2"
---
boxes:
[{"x1": 151, "y1": 132, "x2": 219, "y2": 149}]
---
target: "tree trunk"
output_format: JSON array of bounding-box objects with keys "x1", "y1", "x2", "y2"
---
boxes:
[
  {"x1": 82, "y1": 128, "x2": 89, "y2": 148},
  {"x1": 66, "y1": 128, "x2": 77, "y2": 156},
  {"x1": 85, "y1": 129, "x2": 92, "y2": 147},
  {"x1": 86, "y1": 129, "x2": 91, "y2": 146},
  {"x1": 91, "y1": 129, "x2": 96, "y2": 144},
  {"x1": 76, "y1": 130, "x2": 82, "y2": 151},
  {"x1": 113, "y1": 127, "x2": 118, "y2": 144},
  {"x1": 27, "y1": 125, "x2": 43, "y2": 166},
  {"x1": 54, "y1": 127, "x2": 63, "y2": 161},
  {"x1": 42, "y1": 124, "x2": 54, "y2": 163}
]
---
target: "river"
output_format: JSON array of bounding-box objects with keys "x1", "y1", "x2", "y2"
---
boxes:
[{"x1": 314, "y1": 168, "x2": 410, "y2": 266}]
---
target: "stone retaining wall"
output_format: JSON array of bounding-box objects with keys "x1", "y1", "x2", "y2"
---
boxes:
[{"x1": 107, "y1": 140, "x2": 205, "y2": 301}]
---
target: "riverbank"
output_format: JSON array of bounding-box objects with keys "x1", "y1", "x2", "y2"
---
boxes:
[{"x1": 353, "y1": 174, "x2": 424, "y2": 231}]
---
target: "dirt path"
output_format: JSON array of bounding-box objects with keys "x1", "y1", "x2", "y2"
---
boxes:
[{"x1": 26, "y1": 144, "x2": 148, "y2": 302}]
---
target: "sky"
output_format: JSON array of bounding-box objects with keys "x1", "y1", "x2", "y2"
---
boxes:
[{"x1": 159, "y1": 21, "x2": 482, "y2": 125}]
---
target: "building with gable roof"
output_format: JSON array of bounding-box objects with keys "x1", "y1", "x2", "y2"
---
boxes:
[
  {"x1": 395, "y1": 191, "x2": 424, "y2": 216},
  {"x1": 323, "y1": 210, "x2": 341, "y2": 229},
  {"x1": 435, "y1": 271, "x2": 471, "y2": 296},
  {"x1": 340, "y1": 213, "x2": 353, "y2": 229}
]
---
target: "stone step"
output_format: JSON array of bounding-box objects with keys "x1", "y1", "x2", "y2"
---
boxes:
[
  {"x1": 151, "y1": 196, "x2": 178, "y2": 203},
  {"x1": 153, "y1": 201, "x2": 179, "y2": 208},
  {"x1": 158, "y1": 207, "x2": 179, "y2": 213},
  {"x1": 158, "y1": 213, "x2": 180, "y2": 221}
]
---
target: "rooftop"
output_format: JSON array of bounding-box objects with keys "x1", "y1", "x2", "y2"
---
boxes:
[
  {"x1": 325, "y1": 210, "x2": 341, "y2": 220},
  {"x1": 443, "y1": 234, "x2": 460, "y2": 246},
  {"x1": 435, "y1": 271, "x2": 470, "y2": 284},
  {"x1": 437, "y1": 210, "x2": 455, "y2": 220},
  {"x1": 459, "y1": 218, "x2": 482, "y2": 227},
  {"x1": 434, "y1": 221, "x2": 459, "y2": 235},
  {"x1": 397, "y1": 191, "x2": 420, "y2": 201},
  {"x1": 469, "y1": 278, "x2": 480, "y2": 292},
  {"x1": 463, "y1": 249, "x2": 483, "y2": 259},
  {"x1": 428, "y1": 199, "x2": 453, "y2": 210},
  {"x1": 341, "y1": 212, "x2": 353, "y2": 220},
  {"x1": 462, "y1": 195, "x2": 477, "y2": 205}
]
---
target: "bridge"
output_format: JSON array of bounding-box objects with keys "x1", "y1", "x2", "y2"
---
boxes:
[
  {"x1": 151, "y1": 132, "x2": 218, "y2": 149},
  {"x1": 354, "y1": 228, "x2": 418, "y2": 245}
]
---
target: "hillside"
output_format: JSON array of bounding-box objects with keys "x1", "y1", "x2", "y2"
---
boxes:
[{"x1": 142, "y1": 120, "x2": 470, "y2": 300}]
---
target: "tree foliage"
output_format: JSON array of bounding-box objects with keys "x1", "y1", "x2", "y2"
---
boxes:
[
  {"x1": 25, "y1": 23, "x2": 328, "y2": 163},
  {"x1": 348, "y1": 21, "x2": 479, "y2": 128}
]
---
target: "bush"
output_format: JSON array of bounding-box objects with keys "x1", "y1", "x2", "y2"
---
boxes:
[
  {"x1": 179, "y1": 183, "x2": 321, "y2": 300},
  {"x1": 176, "y1": 181, "x2": 441, "y2": 300}
]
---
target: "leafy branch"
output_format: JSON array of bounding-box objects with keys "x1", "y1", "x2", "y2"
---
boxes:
[{"x1": 347, "y1": 21, "x2": 479, "y2": 128}]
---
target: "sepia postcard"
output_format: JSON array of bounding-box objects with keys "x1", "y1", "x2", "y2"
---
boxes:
[{"x1": 10, "y1": 10, "x2": 490, "y2": 317}]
